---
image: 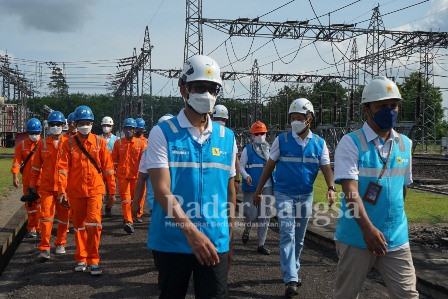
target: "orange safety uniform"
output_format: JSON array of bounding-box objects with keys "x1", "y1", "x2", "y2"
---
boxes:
[
  {"x1": 30, "y1": 135, "x2": 69, "y2": 252},
  {"x1": 58, "y1": 133, "x2": 116, "y2": 266},
  {"x1": 11, "y1": 138, "x2": 41, "y2": 232},
  {"x1": 112, "y1": 136, "x2": 145, "y2": 222}
]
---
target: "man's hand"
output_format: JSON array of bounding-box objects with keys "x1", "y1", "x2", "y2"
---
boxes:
[
  {"x1": 252, "y1": 191, "x2": 262, "y2": 207},
  {"x1": 227, "y1": 246, "x2": 234, "y2": 270},
  {"x1": 327, "y1": 190, "x2": 336, "y2": 207},
  {"x1": 131, "y1": 197, "x2": 140, "y2": 218},
  {"x1": 13, "y1": 174, "x2": 19, "y2": 188},
  {"x1": 57, "y1": 193, "x2": 70, "y2": 209},
  {"x1": 234, "y1": 180, "x2": 240, "y2": 195},
  {"x1": 185, "y1": 226, "x2": 220, "y2": 266},
  {"x1": 361, "y1": 224, "x2": 388, "y2": 255},
  {"x1": 108, "y1": 194, "x2": 116, "y2": 208},
  {"x1": 245, "y1": 176, "x2": 252, "y2": 187}
]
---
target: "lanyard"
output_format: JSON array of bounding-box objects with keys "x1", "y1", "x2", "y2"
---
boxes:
[{"x1": 371, "y1": 138, "x2": 394, "y2": 181}]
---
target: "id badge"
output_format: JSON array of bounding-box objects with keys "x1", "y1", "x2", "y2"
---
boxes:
[{"x1": 363, "y1": 182, "x2": 383, "y2": 205}]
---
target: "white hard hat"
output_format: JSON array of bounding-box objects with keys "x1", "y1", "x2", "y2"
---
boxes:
[
  {"x1": 178, "y1": 55, "x2": 222, "y2": 87},
  {"x1": 361, "y1": 76, "x2": 402, "y2": 104},
  {"x1": 213, "y1": 104, "x2": 228, "y2": 119},
  {"x1": 158, "y1": 114, "x2": 174, "y2": 123},
  {"x1": 289, "y1": 98, "x2": 314, "y2": 114},
  {"x1": 101, "y1": 116, "x2": 114, "y2": 126}
]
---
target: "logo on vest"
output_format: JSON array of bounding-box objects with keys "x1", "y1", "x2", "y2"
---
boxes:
[
  {"x1": 212, "y1": 147, "x2": 220, "y2": 156},
  {"x1": 171, "y1": 145, "x2": 189, "y2": 155},
  {"x1": 396, "y1": 157, "x2": 408, "y2": 164}
]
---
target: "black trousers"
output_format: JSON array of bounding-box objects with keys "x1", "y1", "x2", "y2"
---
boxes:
[{"x1": 152, "y1": 250, "x2": 228, "y2": 299}]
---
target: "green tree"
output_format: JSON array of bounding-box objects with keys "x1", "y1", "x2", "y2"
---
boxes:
[{"x1": 47, "y1": 62, "x2": 68, "y2": 98}]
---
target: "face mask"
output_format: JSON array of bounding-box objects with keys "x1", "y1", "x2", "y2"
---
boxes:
[
  {"x1": 29, "y1": 135, "x2": 40, "y2": 142},
  {"x1": 102, "y1": 126, "x2": 111, "y2": 134},
  {"x1": 187, "y1": 91, "x2": 217, "y2": 114},
  {"x1": 135, "y1": 131, "x2": 143, "y2": 137},
  {"x1": 371, "y1": 107, "x2": 398, "y2": 131},
  {"x1": 125, "y1": 131, "x2": 134, "y2": 138},
  {"x1": 50, "y1": 127, "x2": 63, "y2": 135},
  {"x1": 291, "y1": 120, "x2": 307, "y2": 134},
  {"x1": 72, "y1": 127, "x2": 78, "y2": 133},
  {"x1": 78, "y1": 125, "x2": 92, "y2": 135},
  {"x1": 215, "y1": 120, "x2": 225, "y2": 126},
  {"x1": 254, "y1": 135, "x2": 266, "y2": 144}
]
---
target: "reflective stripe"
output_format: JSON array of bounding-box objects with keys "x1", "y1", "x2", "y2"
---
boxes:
[
  {"x1": 137, "y1": 138, "x2": 141, "y2": 147},
  {"x1": 119, "y1": 138, "x2": 122, "y2": 146},
  {"x1": 32, "y1": 166, "x2": 40, "y2": 172},
  {"x1": 12, "y1": 163, "x2": 20, "y2": 167},
  {"x1": 359, "y1": 167, "x2": 406, "y2": 177},
  {"x1": 40, "y1": 218, "x2": 54, "y2": 223},
  {"x1": 284, "y1": 133, "x2": 288, "y2": 143},
  {"x1": 397, "y1": 134, "x2": 405, "y2": 152},
  {"x1": 303, "y1": 158, "x2": 319, "y2": 164},
  {"x1": 69, "y1": 137, "x2": 73, "y2": 149},
  {"x1": 166, "y1": 119, "x2": 178, "y2": 133},
  {"x1": 59, "y1": 170, "x2": 68, "y2": 175},
  {"x1": 73, "y1": 227, "x2": 85, "y2": 232},
  {"x1": 113, "y1": 162, "x2": 118, "y2": 165},
  {"x1": 97, "y1": 135, "x2": 101, "y2": 148},
  {"x1": 279, "y1": 157, "x2": 302, "y2": 162},
  {"x1": 354, "y1": 130, "x2": 369, "y2": 151},
  {"x1": 245, "y1": 163, "x2": 264, "y2": 168},
  {"x1": 43, "y1": 140, "x2": 47, "y2": 149},
  {"x1": 22, "y1": 140, "x2": 25, "y2": 149},
  {"x1": 122, "y1": 199, "x2": 133, "y2": 203},
  {"x1": 203, "y1": 162, "x2": 231, "y2": 171},
  {"x1": 27, "y1": 210, "x2": 38, "y2": 213},
  {"x1": 104, "y1": 169, "x2": 114, "y2": 175},
  {"x1": 85, "y1": 222, "x2": 102, "y2": 227},
  {"x1": 220, "y1": 125, "x2": 225, "y2": 138},
  {"x1": 57, "y1": 220, "x2": 68, "y2": 225},
  {"x1": 168, "y1": 161, "x2": 231, "y2": 171}
]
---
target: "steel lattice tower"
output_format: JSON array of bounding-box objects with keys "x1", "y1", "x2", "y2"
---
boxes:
[
  {"x1": 141, "y1": 26, "x2": 153, "y2": 119},
  {"x1": 184, "y1": 0, "x2": 203, "y2": 62},
  {"x1": 364, "y1": 6, "x2": 386, "y2": 83},
  {"x1": 250, "y1": 59, "x2": 261, "y2": 125},
  {"x1": 349, "y1": 38, "x2": 360, "y2": 123}
]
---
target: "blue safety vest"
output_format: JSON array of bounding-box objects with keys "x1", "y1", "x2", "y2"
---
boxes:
[
  {"x1": 242, "y1": 144, "x2": 267, "y2": 192},
  {"x1": 335, "y1": 128, "x2": 411, "y2": 249},
  {"x1": 148, "y1": 118, "x2": 234, "y2": 253},
  {"x1": 104, "y1": 134, "x2": 118, "y2": 153},
  {"x1": 274, "y1": 131, "x2": 324, "y2": 195}
]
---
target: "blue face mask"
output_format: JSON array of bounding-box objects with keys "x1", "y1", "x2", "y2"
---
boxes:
[{"x1": 371, "y1": 107, "x2": 398, "y2": 131}]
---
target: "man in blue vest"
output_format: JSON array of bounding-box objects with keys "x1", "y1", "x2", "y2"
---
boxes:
[
  {"x1": 145, "y1": 55, "x2": 237, "y2": 298},
  {"x1": 333, "y1": 76, "x2": 418, "y2": 298},
  {"x1": 253, "y1": 98, "x2": 336, "y2": 298}
]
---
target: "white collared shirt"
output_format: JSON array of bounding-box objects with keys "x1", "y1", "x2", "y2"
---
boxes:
[
  {"x1": 239, "y1": 146, "x2": 272, "y2": 187},
  {"x1": 334, "y1": 122, "x2": 412, "y2": 185},
  {"x1": 145, "y1": 108, "x2": 237, "y2": 177},
  {"x1": 269, "y1": 130, "x2": 331, "y2": 166}
]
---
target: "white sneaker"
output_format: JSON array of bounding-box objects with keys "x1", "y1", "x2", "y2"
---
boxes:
[
  {"x1": 74, "y1": 262, "x2": 87, "y2": 272},
  {"x1": 88, "y1": 264, "x2": 103, "y2": 276},
  {"x1": 55, "y1": 245, "x2": 66, "y2": 255},
  {"x1": 38, "y1": 250, "x2": 50, "y2": 261}
]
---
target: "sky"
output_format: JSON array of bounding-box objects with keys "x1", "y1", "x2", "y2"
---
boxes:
[{"x1": 1, "y1": 0, "x2": 447, "y2": 117}]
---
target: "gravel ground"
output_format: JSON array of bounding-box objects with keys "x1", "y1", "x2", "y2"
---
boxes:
[{"x1": 409, "y1": 224, "x2": 448, "y2": 253}]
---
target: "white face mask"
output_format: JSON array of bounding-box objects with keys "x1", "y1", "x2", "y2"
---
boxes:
[
  {"x1": 72, "y1": 127, "x2": 78, "y2": 133},
  {"x1": 291, "y1": 120, "x2": 307, "y2": 134},
  {"x1": 215, "y1": 120, "x2": 225, "y2": 126},
  {"x1": 253, "y1": 135, "x2": 266, "y2": 144},
  {"x1": 102, "y1": 126, "x2": 112, "y2": 134},
  {"x1": 29, "y1": 135, "x2": 40, "y2": 142},
  {"x1": 187, "y1": 92, "x2": 217, "y2": 114},
  {"x1": 78, "y1": 125, "x2": 92, "y2": 135},
  {"x1": 50, "y1": 126, "x2": 63, "y2": 135}
]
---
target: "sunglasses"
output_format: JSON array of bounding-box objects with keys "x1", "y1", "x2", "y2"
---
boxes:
[
  {"x1": 254, "y1": 133, "x2": 265, "y2": 136},
  {"x1": 48, "y1": 123, "x2": 63, "y2": 127},
  {"x1": 191, "y1": 85, "x2": 220, "y2": 95}
]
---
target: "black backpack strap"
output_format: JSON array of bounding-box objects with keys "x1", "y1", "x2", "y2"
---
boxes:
[
  {"x1": 74, "y1": 135, "x2": 102, "y2": 174},
  {"x1": 20, "y1": 142, "x2": 39, "y2": 174}
]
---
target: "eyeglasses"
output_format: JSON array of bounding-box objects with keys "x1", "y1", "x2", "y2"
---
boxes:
[
  {"x1": 48, "y1": 123, "x2": 63, "y2": 127},
  {"x1": 190, "y1": 84, "x2": 220, "y2": 95},
  {"x1": 254, "y1": 133, "x2": 265, "y2": 136}
]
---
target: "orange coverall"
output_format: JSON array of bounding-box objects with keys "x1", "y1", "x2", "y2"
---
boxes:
[
  {"x1": 11, "y1": 138, "x2": 41, "y2": 232},
  {"x1": 30, "y1": 135, "x2": 69, "y2": 252},
  {"x1": 58, "y1": 133, "x2": 116, "y2": 266},
  {"x1": 112, "y1": 137, "x2": 145, "y2": 222}
]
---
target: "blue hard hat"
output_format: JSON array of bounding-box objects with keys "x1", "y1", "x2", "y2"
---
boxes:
[
  {"x1": 48, "y1": 111, "x2": 65, "y2": 123},
  {"x1": 123, "y1": 118, "x2": 137, "y2": 128},
  {"x1": 135, "y1": 118, "x2": 146, "y2": 129},
  {"x1": 74, "y1": 105, "x2": 94, "y2": 121},
  {"x1": 67, "y1": 112, "x2": 75, "y2": 123},
  {"x1": 26, "y1": 118, "x2": 42, "y2": 132}
]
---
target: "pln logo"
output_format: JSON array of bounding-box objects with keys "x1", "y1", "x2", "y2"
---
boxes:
[
  {"x1": 397, "y1": 157, "x2": 409, "y2": 164},
  {"x1": 212, "y1": 147, "x2": 220, "y2": 156}
]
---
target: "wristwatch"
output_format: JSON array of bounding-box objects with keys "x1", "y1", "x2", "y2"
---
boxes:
[{"x1": 328, "y1": 186, "x2": 336, "y2": 192}]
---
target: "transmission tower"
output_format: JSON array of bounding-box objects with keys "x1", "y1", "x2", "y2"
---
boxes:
[
  {"x1": 250, "y1": 59, "x2": 261, "y2": 124},
  {"x1": 364, "y1": 5, "x2": 386, "y2": 83},
  {"x1": 184, "y1": 0, "x2": 203, "y2": 61},
  {"x1": 349, "y1": 38, "x2": 360, "y2": 123},
  {"x1": 141, "y1": 26, "x2": 154, "y2": 120}
]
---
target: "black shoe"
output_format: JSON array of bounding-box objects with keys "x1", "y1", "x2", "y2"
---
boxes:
[
  {"x1": 134, "y1": 217, "x2": 143, "y2": 223},
  {"x1": 105, "y1": 206, "x2": 112, "y2": 217},
  {"x1": 285, "y1": 282, "x2": 299, "y2": 298},
  {"x1": 242, "y1": 231, "x2": 249, "y2": 244},
  {"x1": 124, "y1": 222, "x2": 134, "y2": 234},
  {"x1": 297, "y1": 277, "x2": 302, "y2": 287},
  {"x1": 257, "y1": 245, "x2": 271, "y2": 255}
]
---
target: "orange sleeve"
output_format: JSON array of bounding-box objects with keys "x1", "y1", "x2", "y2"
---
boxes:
[
  {"x1": 11, "y1": 142, "x2": 22, "y2": 174},
  {"x1": 101, "y1": 139, "x2": 116, "y2": 195},
  {"x1": 29, "y1": 141, "x2": 43, "y2": 188},
  {"x1": 57, "y1": 138, "x2": 70, "y2": 195}
]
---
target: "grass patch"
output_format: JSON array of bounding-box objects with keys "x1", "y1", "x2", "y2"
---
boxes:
[
  {"x1": 0, "y1": 147, "x2": 14, "y2": 154},
  {"x1": 313, "y1": 173, "x2": 448, "y2": 224},
  {"x1": 0, "y1": 159, "x2": 16, "y2": 196}
]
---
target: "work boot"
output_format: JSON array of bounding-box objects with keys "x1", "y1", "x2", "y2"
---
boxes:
[
  {"x1": 105, "y1": 206, "x2": 112, "y2": 217},
  {"x1": 74, "y1": 262, "x2": 87, "y2": 272},
  {"x1": 134, "y1": 217, "x2": 143, "y2": 223},
  {"x1": 88, "y1": 264, "x2": 103, "y2": 276},
  {"x1": 38, "y1": 250, "x2": 50, "y2": 261},
  {"x1": 124, "y1": 222, "x2": 134, "y2": 234},
  {"x1": 285, "y1": 281, "x2": 299, "y2": 298},
  {"x1": 257, "y1": 245, "x2": 271, "y2": 255},
  {"x1": 55, "y1": 245, "x2": 66, "y2": 255},
  {"x1": 26, "y1": 230, "x2": 37, "y2": 238},
  {"x1": 242, "y1": 230, "x2": 249, "y2": 244}
]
